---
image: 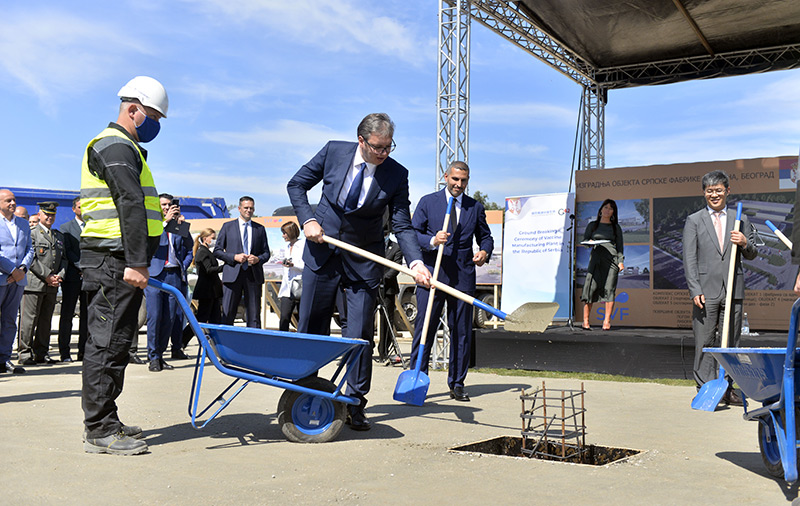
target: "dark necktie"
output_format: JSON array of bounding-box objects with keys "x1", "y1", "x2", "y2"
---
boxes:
[
  {"x1": 242, "y1": 224, "x2": 249, "y2": 270},
  {"x1": 344, "y1": 163, "x2": 367, "y2": 212}
]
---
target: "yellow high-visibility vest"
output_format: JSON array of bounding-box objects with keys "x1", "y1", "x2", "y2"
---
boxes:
[{"x1": 80, "y1": 127, "x2": 162, "y2": 251}]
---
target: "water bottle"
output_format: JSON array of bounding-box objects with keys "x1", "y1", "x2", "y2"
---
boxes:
[{"x1": 742, "y1": 312, "x2": 750, "y2": 335}]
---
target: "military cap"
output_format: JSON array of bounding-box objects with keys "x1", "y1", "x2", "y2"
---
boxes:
[{"x1": 37, "y1": 201, "x2": 59, "y2": 215}]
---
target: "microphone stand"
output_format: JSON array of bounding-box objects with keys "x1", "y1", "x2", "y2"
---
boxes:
[{"x1": 566, "y1": 214, "x2": 576, "y2": 331}]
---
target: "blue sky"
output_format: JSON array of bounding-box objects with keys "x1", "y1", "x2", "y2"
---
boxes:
[{"x1": 2, "y1": 1, "x2": 800, "y2": 218}]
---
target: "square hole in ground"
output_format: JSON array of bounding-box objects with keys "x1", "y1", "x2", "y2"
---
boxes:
[{"x1": 450, "y1": 436, "x2": 641, "y2": 466}]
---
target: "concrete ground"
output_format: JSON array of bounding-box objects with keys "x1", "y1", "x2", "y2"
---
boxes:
[{"x1": 3, "y1": 328, "x2": 799, "y2": 505}]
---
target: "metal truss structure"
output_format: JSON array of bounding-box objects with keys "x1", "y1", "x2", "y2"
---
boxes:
[
  {"x1": 437, "y1": 0, "x2": 800, "y2": 178},
  {"x1": 436, "y1": 0, "x2": 471, "y2": 190}
]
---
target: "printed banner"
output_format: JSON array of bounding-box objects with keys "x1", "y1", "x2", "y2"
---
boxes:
[
  {"x1": 502, "y1": 192, "x2": 575, "y2": 320},
  {"x1": 575, "y1": 155, "x2": 797, "y2": 330}
]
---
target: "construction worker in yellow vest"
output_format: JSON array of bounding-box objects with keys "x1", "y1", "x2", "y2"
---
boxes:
[{"x1": 80, "y1": 76, "x2": 167, "y2": 456}]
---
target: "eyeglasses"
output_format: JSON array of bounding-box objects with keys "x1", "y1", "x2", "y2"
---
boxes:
[
  {"x1": 704, "y1": 188, "x2": 727, "y2": 195},
  {"x1": 363, "y1": 138, "x2": 396, "y2": 155}
]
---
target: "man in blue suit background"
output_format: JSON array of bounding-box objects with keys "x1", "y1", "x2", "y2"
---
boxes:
[
  {"x1": 214, "y1": 196, "x2": 270, "y2": 327},
  {"x1": 410, "y1": 161, "x2": 493, "y2": 402},
  {"x1": 144, "y1": 194, "x2": 193, "y2": 371},
  {"x1": 0, "y1": 189, "x2": 34, "y2": 374},
  {"x1": 287, "y1": 113, "x2": 431, "y2": 431}
]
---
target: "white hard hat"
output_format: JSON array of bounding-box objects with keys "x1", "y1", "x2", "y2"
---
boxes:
[{"x1": 117, "y1": 76, "x2": 169, "y2": 118}]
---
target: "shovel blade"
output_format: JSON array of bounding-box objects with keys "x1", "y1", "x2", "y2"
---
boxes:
[
  {"x1": 504, "y1": 302, "x2": 559, "y2": 333},
  {"x1": 393, "y1": 369, "x2": 430, "y2": 406},
  {"x1": 691, "y1": 367, "x2": 727, "y2": 411}
]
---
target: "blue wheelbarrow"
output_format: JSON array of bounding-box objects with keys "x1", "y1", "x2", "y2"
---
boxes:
[
  {"x1": 148, "y1": 279, "x2": 367, "y2": 443},
  {"x1": 705, "y1": 298, "x2": 800, "y2": 483}
]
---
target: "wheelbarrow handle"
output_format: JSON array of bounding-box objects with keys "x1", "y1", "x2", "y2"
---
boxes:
[{"x1": 321, "y1": 235, "x2": 509, "y2": 320}]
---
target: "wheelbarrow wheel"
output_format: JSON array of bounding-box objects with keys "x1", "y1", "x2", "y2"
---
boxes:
[
  {"x1": 277, "y1": 377, "x2": 346, "y2": 443},
  {"x1": 758, "y1": 410, "x2": 800, "y2": 479}
]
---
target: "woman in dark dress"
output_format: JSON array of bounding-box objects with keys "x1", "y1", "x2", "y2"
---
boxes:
[
  {"x1": 581, "y1": 199, "x2": 624, "y2": 331},
  {"x1": 181, "y1": 228, "x2": 223, "y2": 349},
  {"x1": 192, "y1": 228, "x2": 223, "y2": 325}
]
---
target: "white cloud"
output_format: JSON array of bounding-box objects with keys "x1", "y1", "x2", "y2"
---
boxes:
[
  {"x1": 181, "y1": 0, "x2": 434, "y2": 66},
  {"x1": 181, "y1": 81, "x2": 275, "y2": 104},
  {"x1": 470, "y1": 140, "x2": 549, "y2": 156},
  {"x1": 471, "y1": 102, "x2": 575, "y2": 126},
  {"x1": 203, "y1": 119, "x2": 350, "y2": 153},
  {"x1": 0, "y1": 8, "x2": 141, "y2": 107}
]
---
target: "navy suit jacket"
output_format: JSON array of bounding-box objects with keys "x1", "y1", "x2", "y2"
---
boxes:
[
  {"x1": 287, "y1": 140, "x2": 422, "y2": 285},
  {"x1": 412, "y1": 189, "x2": 494, "y2": 293},
  {"x1": 60, "y1": 218, "x2": 83, "y2": 283},
  {"x1": 148, "y1": 229, "x2": 194, "y2": 283},
  {"x1": 213, "y1": 219, "x2": 270, "y2": 284}
]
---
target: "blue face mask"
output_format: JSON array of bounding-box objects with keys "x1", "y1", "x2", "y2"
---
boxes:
[{"x1": 135, "y1": 108, "x2": 161, "y2": 143}]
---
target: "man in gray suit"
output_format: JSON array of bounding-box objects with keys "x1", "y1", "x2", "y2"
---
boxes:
[{"x1": 683, "y1": 170, "x2": 757, "y2": 405}]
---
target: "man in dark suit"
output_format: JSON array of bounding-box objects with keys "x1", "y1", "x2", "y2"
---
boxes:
[
  {"x1": 683, "y1": 170, "x2": 757, "y2": 405},
  {"x1": 377, "y1": 227, "x2": 403, "y2": 363},
  {"x1": 144, "y1": 194, "x2": 193, "y2": 371},
  {"x1": 214, "y1": 196, "x2": 270, "y2": 327},
  {"x1": 287, "y1": 113, "x2": 431, "y2": 431},
  {"x1": 58, "y1": 196, "x2": 88, "y2": 362},
  {"x1": 410, "y1": 161, "x2": 493, "y2": 402}
]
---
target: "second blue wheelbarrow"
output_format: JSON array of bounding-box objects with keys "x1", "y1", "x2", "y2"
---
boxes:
[
  {"x1": 705, "y1": 298, "x2": 800, "y2": 483},
  {"x1": 148, "y1": 279, "x2": 367, "y2": 443}
]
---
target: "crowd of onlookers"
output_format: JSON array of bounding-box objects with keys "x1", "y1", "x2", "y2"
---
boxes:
[{"x1": 0, "y1": 191, "x2": 314, "y2": 376}]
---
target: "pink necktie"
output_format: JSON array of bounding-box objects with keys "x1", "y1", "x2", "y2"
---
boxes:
[{"x1": 713, "y1": 212, "x2": 723, "y2": 250}]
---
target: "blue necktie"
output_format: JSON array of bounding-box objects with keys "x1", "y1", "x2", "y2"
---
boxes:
[
  {"x1": 242, "y1": 223, "x2": 249, "y2": 270},
  {"x1": 344, "y1": 163, "x2": 366, "y2": 212}
]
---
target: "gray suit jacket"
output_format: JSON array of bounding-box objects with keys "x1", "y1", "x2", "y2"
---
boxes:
[{"x1": 683, "y1": 207, "x2": 758, "y2": 300}]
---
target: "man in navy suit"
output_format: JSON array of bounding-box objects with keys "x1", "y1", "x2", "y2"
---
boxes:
[
  {"x1": 410, "y1": 161, "x2": 493, "y2": 402},
  {"x1": 144, "y1": 194, "x2": 193, "y2": 371},
  {"x1": 214, "y1": 196, "x2": 270, "y2": 327},
  {"x1": 287, "y1": 113, "x2": 432, "y2": 431},
  {"x1": 0, "y1": 189, "x2": 34, "y2": 375}
]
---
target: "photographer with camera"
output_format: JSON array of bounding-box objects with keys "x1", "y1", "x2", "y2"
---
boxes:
[{"x1": 143, "y1": 193, "x2": 193, "y2": 371}]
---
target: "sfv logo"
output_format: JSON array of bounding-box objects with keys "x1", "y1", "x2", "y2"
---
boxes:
[{"x1": 595, "y1": 292, "x2": 630, "y2": 322}]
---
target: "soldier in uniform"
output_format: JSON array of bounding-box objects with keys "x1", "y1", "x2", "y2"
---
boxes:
[{"x1": 18, "y1": 202, "x2": 66, "y2": 365}]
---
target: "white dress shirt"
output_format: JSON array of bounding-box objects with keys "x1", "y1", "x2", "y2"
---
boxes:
[
  {"x1": 239, "y1": 218, "x2": 251, "y2": 255},
  {"x1": 707, "y1": 206, "x2": 727, "y2": 236},
  {"x1": 336, "y1": 148, "x2": 376, "y2": 209},
  {"x1": 429, "y1": 189, "x2": 463, "y2": 249}
]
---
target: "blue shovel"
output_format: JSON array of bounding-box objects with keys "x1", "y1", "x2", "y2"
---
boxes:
[{"x1": 392, "y1": 196, "x2": 454, "y2": 406}]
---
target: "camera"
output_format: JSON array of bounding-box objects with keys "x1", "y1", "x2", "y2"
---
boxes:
[{"x1": 171, "y1": 198, "x2": 180, "y2": 207}]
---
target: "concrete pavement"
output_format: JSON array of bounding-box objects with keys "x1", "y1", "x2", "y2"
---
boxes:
[{"x1": 1, "y1": 333, "x2": 797, "y2": 505}]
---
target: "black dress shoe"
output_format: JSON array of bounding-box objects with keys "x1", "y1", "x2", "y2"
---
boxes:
[
  {"x1": 345, "y1": 411, "x2": 372, "y2": 431},
  {"x1": 159, "y1": 358, "x2": 174, "y2": 370},
  {"x1": 148, "y1": 359, "x2": 162, "y2": 372},
  {"x1": 19, "y1": 357, "x2": 36, "y2": 366},
  {"x1": 84, "y1": 432, "x2": 148, "y2": 456},
  {"x1": 129, "y1": 355, "x2": 145, "y2": 365},
  {"x1": 61, "y1": 356, "x2": 74, "y2": 363},
  {"x1": 724, "y1": 388, "x2": 744, "y2": 406},
  {"x1": 171, "y1": 349, "x2": 189, "y2": 360},
  {"x1": 36, "y1": 354, "x2": 58, "y2": 364},
  {"x1": 450, "y1": 386, "x2": 470, "y2": 402},
  {"x1": 2, "y1": 360, "x2": 25, "y2": 374}
]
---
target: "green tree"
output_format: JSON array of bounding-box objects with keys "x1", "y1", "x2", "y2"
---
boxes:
[
  {"x1": 634, "y1": 199, "x2": 650, "y2": 224},
  {"x1": 472, "y1": 191, "x2": 502, "y2": 210}
]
